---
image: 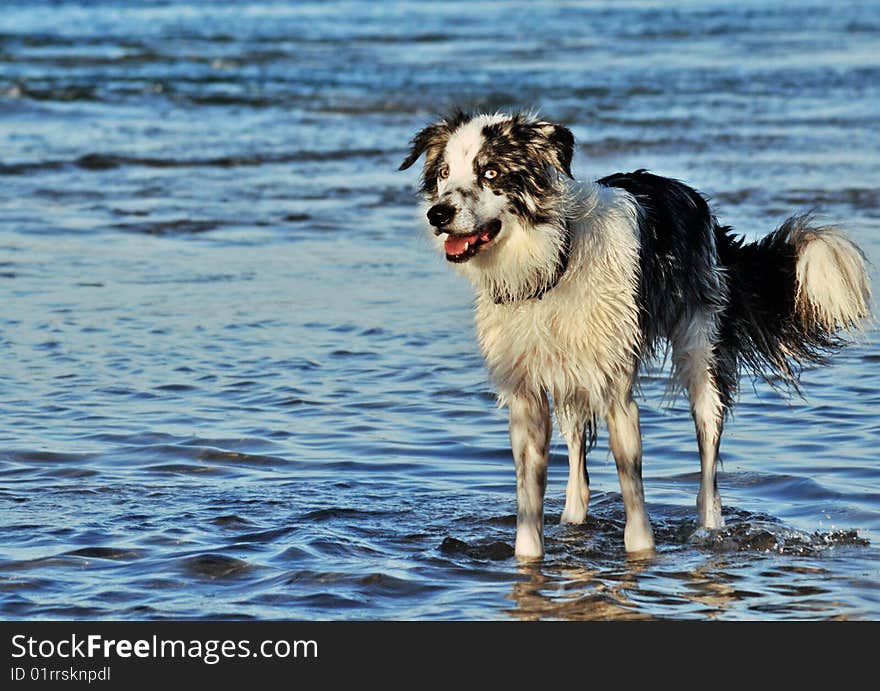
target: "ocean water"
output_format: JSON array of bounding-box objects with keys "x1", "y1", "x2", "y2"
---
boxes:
[{"x1": 1, "y1": 0, "x2": 878, "y2": 620}]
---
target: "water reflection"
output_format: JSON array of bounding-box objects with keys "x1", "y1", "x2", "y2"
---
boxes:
[
  {"x1": 507, "y1": 557, "x2": 652, "y2": 621},
  {"x1": 504, "y1": 518, "x2": 870, "y2": 620}
]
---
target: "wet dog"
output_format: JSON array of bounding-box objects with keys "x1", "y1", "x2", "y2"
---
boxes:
[{"x1": 400, "y1": 110, "x2": 870, "y2": 558}]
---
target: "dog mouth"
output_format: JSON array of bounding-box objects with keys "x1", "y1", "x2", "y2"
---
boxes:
[{"x1": 443, "y1": 219, "x2": 502, "y2": 263}]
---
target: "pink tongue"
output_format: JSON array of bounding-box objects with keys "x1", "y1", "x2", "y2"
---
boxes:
[{"x1": 445, "y1": 232, "x2": 480, "y2": 255}]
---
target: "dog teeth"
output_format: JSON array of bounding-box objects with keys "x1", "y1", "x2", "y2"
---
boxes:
[{"x1": 463, "y1": 241, "x2": 470, "y2": 251}]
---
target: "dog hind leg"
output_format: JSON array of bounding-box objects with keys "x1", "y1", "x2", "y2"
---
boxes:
[
  {"x1": 557, "y1": 406, "x2": 591, "y2": 524},
  {"x1": 672, "y1": 311, "x2": 727, "y2": 529},
  {"x1": 691, "y1": 373, "x2": 725, "y2": 529},
  {"x1": 509, "y1": 392, "x2": 552, "y2": 558},
  {"x1": 606, "y1": 394, "x2": 655, "y2": 552}
]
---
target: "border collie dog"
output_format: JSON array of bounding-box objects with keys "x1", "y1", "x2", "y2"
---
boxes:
[{"x1": 399, "y1": 110, "x2": 870, "y2": 558}]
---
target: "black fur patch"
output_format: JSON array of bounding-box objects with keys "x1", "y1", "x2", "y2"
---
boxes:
[
  {"x1": 599, "y1": 170, "x2": 847, "y2": 410},
  {"x1": 598, "y1": 170, "x2": 724, "y2": 351},
  {"x1": 479, "y1": 115, "x2": 574, "y2": 226}
]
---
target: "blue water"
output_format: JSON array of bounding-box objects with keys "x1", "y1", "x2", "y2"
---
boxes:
[{"x1": 1, "y1": 0, "x2": 878, "y2": 620}]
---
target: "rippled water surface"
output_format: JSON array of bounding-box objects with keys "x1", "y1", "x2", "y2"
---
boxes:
[{"x1": 1, "y1": 0, "x2": 879, "y2": 620}]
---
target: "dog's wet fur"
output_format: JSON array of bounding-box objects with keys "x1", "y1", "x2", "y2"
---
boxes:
[{"x1": 400, "y1": 110, "x2": 871, "y2": 558}]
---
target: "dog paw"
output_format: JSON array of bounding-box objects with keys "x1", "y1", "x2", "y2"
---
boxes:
[
  {"x1": 514, "y1": 529, "x2": 544, "y2": 559},
  {"x1": 697, "y1": 491, "x2": 725, "y2": 530},
  {"x1": 624, "y1": 520, "x2": 655, "y2": 553},
  {"x1": 559, "y1": 504, "x2": 588, "y2": 525}
]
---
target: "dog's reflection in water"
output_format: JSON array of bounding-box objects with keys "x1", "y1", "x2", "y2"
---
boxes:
[{"x1": 507, "y1": 557, "x2": 651, "y2": 621}]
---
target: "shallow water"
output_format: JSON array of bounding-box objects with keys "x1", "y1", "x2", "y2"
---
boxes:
[{"x1": 1, "y1": 0, "x2": 879, "y2": 620}]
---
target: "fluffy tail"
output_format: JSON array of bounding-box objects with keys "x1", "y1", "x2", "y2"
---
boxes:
[{"x1": 714, "y1": 214, "x2": 871, "y2": 405}]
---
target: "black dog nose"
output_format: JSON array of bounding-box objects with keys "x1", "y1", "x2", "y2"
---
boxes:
[{"x1": 427, "y1": 204, "x2": 456, "y2": 228}]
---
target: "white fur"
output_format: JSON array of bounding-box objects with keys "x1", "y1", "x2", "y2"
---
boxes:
[
  {"x1": 556, "y1": 405, "x2": 590, "y2": 525},
  {"x1": 606, "y1": 397, "x2": 655, "y2": 552},
  {"x1": 672, "y1": 311, "x2": 725, "y2": 529},
  {"x1": 474, "y1": 183, "x2": 642, "y2": 413},
  {"x1": 671, "y1": 310, "x2": 725, "y2": 439},
  {"x1": 509, "y1": 393, "x2": 551, "y2": 558},
  {"x1": 464, "y1": 214, "x2": 567, "y2": 304},
  {"x1": 795, "y1": 228, "x2": 871, "y2": 331}
]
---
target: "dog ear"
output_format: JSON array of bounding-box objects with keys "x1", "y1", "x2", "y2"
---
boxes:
[
  {"x1": 399, "y1": 110, "x2": 471, "y2": 171},
  {"x1": 399, "y1": 121, "x2": 450, "y2": 171},
  {"x1": 533, "y1": 122, "x2": 575, "y2": 179},
  {"x1": 549, "y1": 124, "x2": 575, "y2": 178}
]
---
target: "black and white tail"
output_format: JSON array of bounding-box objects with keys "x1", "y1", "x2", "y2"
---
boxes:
[{"x1": 715, "y1": 214, "x2": 871, "y2": 405}]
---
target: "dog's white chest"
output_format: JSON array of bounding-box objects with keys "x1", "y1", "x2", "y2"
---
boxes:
[{"x1": 475, "y1": 277, "x2": 639, "y2": 410}]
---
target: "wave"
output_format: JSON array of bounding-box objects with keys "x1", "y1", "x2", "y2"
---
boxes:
[{"x1": 0, "y1": 148, "x2": 387, "y2": 176}]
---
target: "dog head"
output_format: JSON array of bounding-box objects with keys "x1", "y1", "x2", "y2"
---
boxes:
[{"x1": 400, "y1": 111, "x2": 575, "y2": 301}]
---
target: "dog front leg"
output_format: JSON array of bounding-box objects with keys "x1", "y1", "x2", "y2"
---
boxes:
[
  {"x1": 606, "y1": 396, "x2": 655, "y2": 553},
  {"x1": 509, "y1": 392, "x2": 551, "y2": 559},
  {"x1": 557, "y1": 406, "x2": 590, "y2": 524}
]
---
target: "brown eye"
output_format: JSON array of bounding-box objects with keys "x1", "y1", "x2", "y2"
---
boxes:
[
  {"x1": 483, "y1": 168, "x2": 498, "y2": 180},
  {"x1": 438, "y1": 165, "x2": 450, "y2": 179}
]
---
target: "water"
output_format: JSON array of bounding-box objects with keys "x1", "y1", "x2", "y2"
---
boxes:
[{"x1": 1, "y1": 0, "x2": 878, "y2": 620}]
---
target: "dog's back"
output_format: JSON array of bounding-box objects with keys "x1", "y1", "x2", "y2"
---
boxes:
[{"x1": 600, "y1": 170, "x2": 869, "y2": 407}]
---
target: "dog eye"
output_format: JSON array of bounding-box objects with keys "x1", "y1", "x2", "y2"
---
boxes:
[
  {"x1": 438, "y1": 165, "x2": 450, "y2": 179},
  {"x1": 483, "y1": 168, "x2": 498, "y2": 180}
]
